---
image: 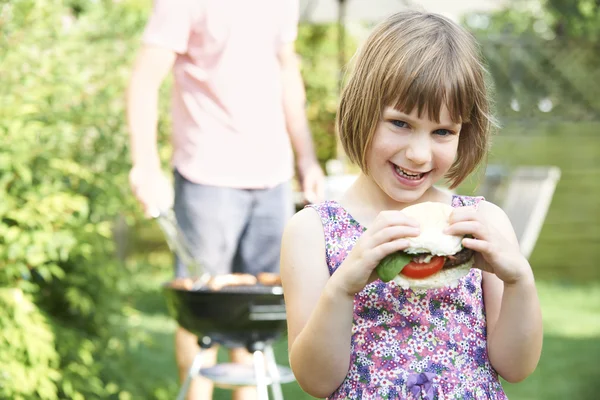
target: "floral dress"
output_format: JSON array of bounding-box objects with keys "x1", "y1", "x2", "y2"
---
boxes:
[{"x1": 308, "y1": 196, "x2": 508, "y2": 400}]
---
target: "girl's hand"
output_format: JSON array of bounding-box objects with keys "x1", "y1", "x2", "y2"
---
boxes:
[
  {"x1": 331, "y1": 211, "x2": 421, "y2": 296},
  {"x1": 445, "y1": 204, "x2": 532, "y2": 284}
]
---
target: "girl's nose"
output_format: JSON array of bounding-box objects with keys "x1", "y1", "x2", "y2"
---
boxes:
[{"x1": 405, "y1": 134, "x2": 432, "y2": 165}]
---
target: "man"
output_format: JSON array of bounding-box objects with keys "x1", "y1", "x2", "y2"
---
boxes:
[{"x1": 126, "y1": 0, "x2": 325, "y2": 398}]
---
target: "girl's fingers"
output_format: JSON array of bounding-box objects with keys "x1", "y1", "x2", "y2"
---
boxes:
[
  {"x1": 371, "y1": 238, "x2": 412, "y2": 263},
  {"x1": 462, "y1": 237, "x2": 490, "y2": 254},
  {"x1": 449, "y1": 207, "x2": 479, "y2": 223},
  {"x1": 444, "y1": 221, "x2": 488, "y2": 240},
  {"x1": 461, "y1": 238, "x2": 494, "y2": 273},
  {"x1": 369, "y1": 225, "x2": 420, "y2": 246}
]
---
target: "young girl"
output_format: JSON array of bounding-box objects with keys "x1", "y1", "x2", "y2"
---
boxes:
[{"x1": 280, "y1": 11, "x2": 543, "y2": 400}]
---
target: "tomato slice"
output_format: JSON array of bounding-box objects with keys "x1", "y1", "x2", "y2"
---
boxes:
[{"x1": 401, "y1": 256, "x2": 446, "y2": 279}]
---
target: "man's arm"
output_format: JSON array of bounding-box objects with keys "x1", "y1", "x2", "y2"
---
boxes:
[
  {"x1": 277, "y1": 43, "x2": 319, "y2": 167},
  {"x1": 126, "y1": 45, "x2": 177, "y2": 214},
  {"x1": 127, "y1": 45, "x2": 176, "y2": 170},
  {"x1": 278, "y1": 42, "x2": 324, "y2": 202}
]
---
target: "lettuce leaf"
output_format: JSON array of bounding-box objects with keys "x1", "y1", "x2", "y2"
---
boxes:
[{"x1": 375, "y1": 252, "x2": 413, "y2": 282}]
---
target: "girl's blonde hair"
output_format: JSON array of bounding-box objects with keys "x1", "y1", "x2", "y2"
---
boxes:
[{"x1": 337, "y1": 11, "x2": 494, "y2": 189}]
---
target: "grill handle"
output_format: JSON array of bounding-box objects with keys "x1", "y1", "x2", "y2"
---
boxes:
[{"x1": 248, "y1": 304, "x2": 287, "y2": 321}]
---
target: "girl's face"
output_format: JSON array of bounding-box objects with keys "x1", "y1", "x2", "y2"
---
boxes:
[{"x1": 365, "y1": 105, "x2": 461, "y2": 204}]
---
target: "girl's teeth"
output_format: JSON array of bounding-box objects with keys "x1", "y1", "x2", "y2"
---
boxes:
[{"x1": 394, "y1": 166, "x2": 424, "y2": 180}]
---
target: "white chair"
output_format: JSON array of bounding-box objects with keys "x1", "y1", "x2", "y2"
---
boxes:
[{"x1": 497, "y1": 166, "x2": 562, "y2": 259}]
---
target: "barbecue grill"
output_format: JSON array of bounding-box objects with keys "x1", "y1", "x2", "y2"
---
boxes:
[{"x1": 153, "y1": 210, "x2": 295, "y2": 400}]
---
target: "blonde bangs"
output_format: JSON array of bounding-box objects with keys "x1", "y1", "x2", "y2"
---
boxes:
[
  {"x1": 380, "y1": 22, "x2": 479, "y2": 126},
  {"x1": 386, "y1": 58, "x2": 475, "y2": 126}
]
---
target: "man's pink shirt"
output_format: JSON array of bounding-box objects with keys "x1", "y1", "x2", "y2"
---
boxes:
[{"x1": 142, "y1": 0, "x2": 298, "y2": 188}]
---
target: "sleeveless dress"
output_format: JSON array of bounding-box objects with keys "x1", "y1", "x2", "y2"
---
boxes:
[{"x1": 308, "y1": 195, "x2": 508, "y2": 400}]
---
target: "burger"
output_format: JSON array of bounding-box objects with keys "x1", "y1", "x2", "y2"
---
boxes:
[{"x1": 375, "y1": 201, "x2": 475, "y2": 290}]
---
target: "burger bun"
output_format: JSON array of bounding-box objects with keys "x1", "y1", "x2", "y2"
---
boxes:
[{"x1": 391, "y1": 202, "x2": 474, "y2": 290}]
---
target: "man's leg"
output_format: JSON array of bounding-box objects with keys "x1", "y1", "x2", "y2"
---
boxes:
[
  {"x1": 229, "y1": 181, "x2": 294, "y2": 400},
  {"x1": 176, "y1": 326, "x2": 217, "y2": 400},
  {"x1": 235, "y1": 181, "x2": 294, "y2": 276},
  {"x1": 173, "y1": 170, "x2": 252, "y2": 400},
  {"x1": 229, "y1": 348, "x2": 259, "y2": 400}
]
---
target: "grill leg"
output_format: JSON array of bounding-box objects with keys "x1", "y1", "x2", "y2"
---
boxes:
[
  {"x1": 252, "y1": 350, "x2": 270, "y2": 400},
  {"x1": 264, "y1": 345, "x2": 283, "y2": 400},
  {"x1": 176, "y1": 351, "x2": 204, "y2": 400}
]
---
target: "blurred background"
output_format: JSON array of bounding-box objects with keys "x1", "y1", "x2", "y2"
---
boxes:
[{"x1": 1, "y1": 0, "x2": 599, "y2": 399}]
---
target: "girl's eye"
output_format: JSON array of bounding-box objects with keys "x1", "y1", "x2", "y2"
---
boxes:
[
  {"x1": 433, "y1": 129, "x2": 454, "y2": 136},
  {"x1": 391, "y1": 120, "x2": 408, "y2": 128}
]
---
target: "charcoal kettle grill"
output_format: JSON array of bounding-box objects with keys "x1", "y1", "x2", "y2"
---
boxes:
[{"x1": 153, "y1": 210, "x2": 295, "y2": 400}]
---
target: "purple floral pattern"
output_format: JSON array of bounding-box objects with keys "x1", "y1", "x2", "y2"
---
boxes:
[{"x1": 308, "y1": 196, "x2": 507, "y2": 399}]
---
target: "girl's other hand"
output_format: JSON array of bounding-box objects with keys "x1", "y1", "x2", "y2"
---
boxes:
[
  {"x1": 445, "y1": 204, "x2": 532, "y2": 285},
  {"x1": 330, "y1": 210, "x2": 421, "y2": 296}
]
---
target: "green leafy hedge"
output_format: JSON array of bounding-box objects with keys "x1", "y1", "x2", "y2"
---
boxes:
[
  {"x1": 0, "y1": 0, "x2": 151, "y2": 397},
  {"x1": 0, "y1": 0, "x2": 346, "y2": 398}
]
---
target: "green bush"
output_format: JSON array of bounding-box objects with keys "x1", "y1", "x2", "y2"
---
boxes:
[
  {"x1": 297, "y1": 23, "x2": 350, "y2": 164},
  {"x1": 0, "y1": 0, "x2": 349, "y2": 397},
  {"x1": 0, "y1": 288, "x2": 59, "y2": 399},
  {"x1": 0, "y1": 0, "x2": 152, "y2": 397}
]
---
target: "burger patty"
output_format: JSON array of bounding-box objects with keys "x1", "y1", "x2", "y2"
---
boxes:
[{"x1": 443, "y1": 247, "x2": 474, "y2": 268}]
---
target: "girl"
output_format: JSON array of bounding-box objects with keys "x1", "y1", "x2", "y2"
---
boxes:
[{"x1": 280, "y1": 11, "x2": 543, "y2": 400}]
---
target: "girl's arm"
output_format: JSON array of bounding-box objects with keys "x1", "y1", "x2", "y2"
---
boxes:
[
  {"x1": 281, "y1": 206, "x2": 420, "y2": 397},
  {"x1": 280, "y1": 209, "x2": 355, "y2": 398},
  {"x1": 480, "y1": 203, "x2": 543, "y2": 383}
]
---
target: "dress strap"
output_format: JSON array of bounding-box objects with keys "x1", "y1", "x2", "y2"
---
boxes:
[
  {"x1": 305, "y1": 200, "x2": 338, "y2": 240},
  {"x1": 306, "y1": 201, "x2": 365, "y2": 275},
  {"x1": 451, "y1": 195, "x2": 485, "y2": 209},
  {"x1": 305, "y1": 201, "x2": 339, "y2": 275}
]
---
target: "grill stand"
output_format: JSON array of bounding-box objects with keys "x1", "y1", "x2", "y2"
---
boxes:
[{"x1": 176, "y1": 336, "x2": 295, "y2": 400}]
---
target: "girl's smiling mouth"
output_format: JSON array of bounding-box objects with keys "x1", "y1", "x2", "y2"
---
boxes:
[{"x1": 391, "y1": 162, "x2": 431, "y2": 186}]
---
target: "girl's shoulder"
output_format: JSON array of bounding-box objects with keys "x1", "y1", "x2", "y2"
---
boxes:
[
  {"x1": 304, "y1": 200, "x2": 366, "y2": 242},
  {"x1": 285, "y1": 204, "x2": 328, "y2": 234},
  {"x1": 283, "y1": 201, "x2": 346, "y2": 244},
  {"x1": 280, "y1": 206, "x2": 328, "y2": 264}
]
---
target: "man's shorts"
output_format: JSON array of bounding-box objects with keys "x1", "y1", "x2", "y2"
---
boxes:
[{"x1": 172, "y1": 169, "x2": 295, "y2": 278}]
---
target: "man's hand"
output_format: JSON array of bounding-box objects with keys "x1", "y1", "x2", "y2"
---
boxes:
[
  {"x1": 129, "y1": 165, "x2": 174, "y2": 218},
  {"x1": 297, "y1": 158, "x2": 325, "y2": 204}
]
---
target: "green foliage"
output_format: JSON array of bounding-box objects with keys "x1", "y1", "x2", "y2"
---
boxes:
[
  {"x1": 465, "y1": 0, "x2": 600, "y2": 40},
  {"x1": 463, "y1": 1, "x2": 600, "y2": 123},
  {"x1": 0, "y1": 0, "x2": 154, "y2": 398},
  {"x1": 1, "y1": 0, "x2": 349, "y2": 397},
  {"x1": 545, "y1": 0, "x2": 600, "y2": 40},
  {"x1": 297, "y1": 23, "x2": 357, "y2": 164},
  {"x1": 0, "y1": 289, "x2": 59, "y2": 400}
]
